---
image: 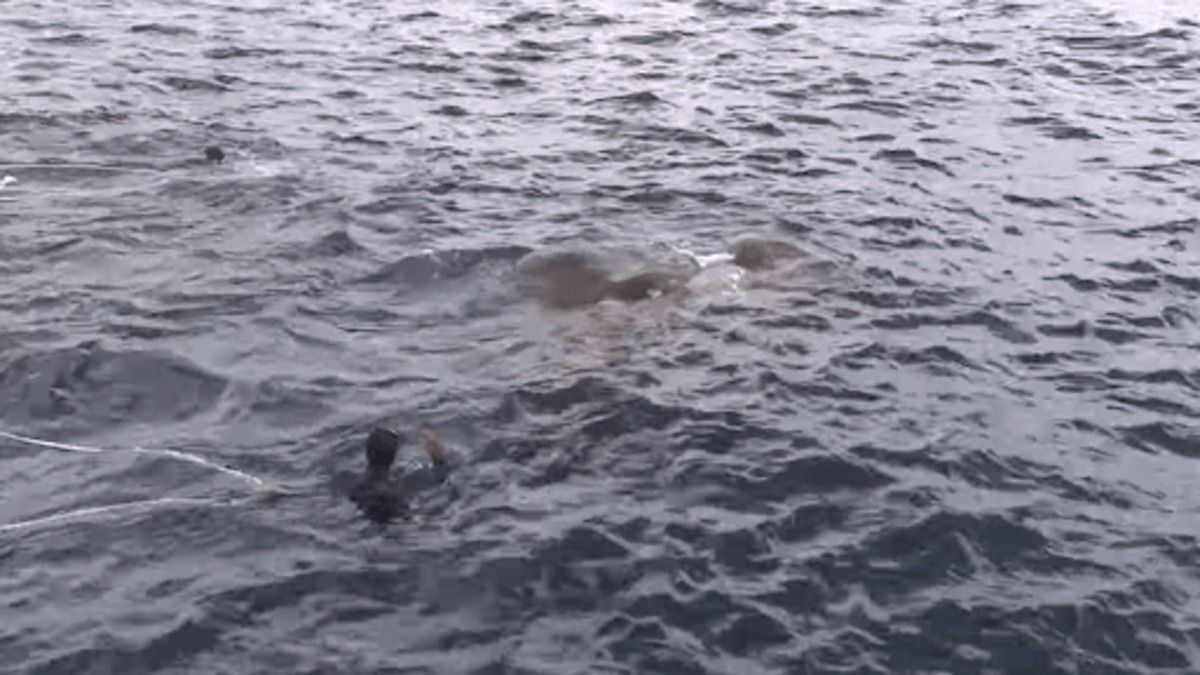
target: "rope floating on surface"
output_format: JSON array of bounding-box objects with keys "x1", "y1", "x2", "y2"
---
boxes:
[
  {"x1": 0, "y1": 429, "x2": 265, "y2": 487},
  {"x1": 0, "y1": 496, "x2": 237, "y2": 533},
  {"x1": 0, "y1": 429, "x2": 278, "y2": 534}
]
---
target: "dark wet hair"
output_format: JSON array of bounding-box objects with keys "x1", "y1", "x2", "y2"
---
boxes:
[{"x1": 365, "y1": 427, "x2": 400, "y2": 470}]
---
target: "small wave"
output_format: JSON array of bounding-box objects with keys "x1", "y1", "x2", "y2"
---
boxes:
[
  {"x1": 0, "y1": 342, "x2": 227, "y2": 430},
  {"x1": 161, "y1": 76, "x2": 230, "y2": 93},
  {"x1": 33, "y1": 32, "x2": 101, "y2": 46},
  {"x1": 749, "y1": 22, "x2": 796, "y2": 37},
  {"x1": 616, "y1": 30, "x2": 697, "y2": 46},
  {"x1": 872, "y1": 148, "x2": 955, "y2": 176},
  {"x1": 129, "y1": 23, "x2": 196, "y2": 36},
  {"x1": 360, "y1": 245, "x2": 532, "y2": 287},
  {"x1": 870, "y1": 309, "x2": 1036, "y2": 344},
  {"x1": 830, "y1": 99, "x2": 909, "y2": 117},
  {"x1": 589, "y1": 90, "x2": 669, "y2": 107},
  {"x1": 203, "y1": 46, "x2": 285, "y2": 60}
]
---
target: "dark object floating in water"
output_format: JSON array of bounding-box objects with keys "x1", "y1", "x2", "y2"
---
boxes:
[{"x1": 204, "y1": 146, "x2": 225, "y2": 163}]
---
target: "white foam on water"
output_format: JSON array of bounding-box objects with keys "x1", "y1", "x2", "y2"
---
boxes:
[
  {"x1": 1085, "y1": 0, "x2": 1193, "y2": 29},
  {"x1": 688, "y1": 263, "x2": 746, "y2": 300},
  {"x1": 0, "y1": 175, "x2": 16, "y2": 200}
]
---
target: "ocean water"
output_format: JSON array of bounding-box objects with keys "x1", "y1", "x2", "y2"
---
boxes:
[{"x1": 1, "y1": 0, "x2": 1198, "y2": 673}]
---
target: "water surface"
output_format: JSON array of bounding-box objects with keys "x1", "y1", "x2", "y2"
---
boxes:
[{"x1": 1, "y1": 0, "x2": 1198, "y2": 673}]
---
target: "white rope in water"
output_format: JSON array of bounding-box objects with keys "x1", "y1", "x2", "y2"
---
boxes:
[
  {"x1": 143, "y1": 446, "x2": 264, "y2": 486},
  {"x1": 0, "y1": 430, "x2": 265, "y2": 487},
  {"x1": 0, "y1": 429, "x2": 279, "y2": 534},
  {"x1": 0, "y1": 164, "x2": 157, "y2": 173},
  {"x1": 0, "y1": 496, "x2": 238, "y2": 533}
]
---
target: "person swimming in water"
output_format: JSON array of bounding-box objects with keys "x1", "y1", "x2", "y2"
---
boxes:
[{"x1": 348, "y1": 426, "x2": 452, "y2": 523}]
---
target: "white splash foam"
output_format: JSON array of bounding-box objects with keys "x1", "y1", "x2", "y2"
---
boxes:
[
  {"x1": 662, "y1": 240, "x2": 735, "y2": 269},
  {"x1": 660, "y1": 239, "x2": 745, "y2": 298},
  {"x1": 692, "y1": 251, "x2": 736, "y2": 268}
]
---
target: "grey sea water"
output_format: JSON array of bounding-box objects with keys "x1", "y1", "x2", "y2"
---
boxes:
[{"x1": 1, "y1": 0, "x2": 1198, "y2": 673}]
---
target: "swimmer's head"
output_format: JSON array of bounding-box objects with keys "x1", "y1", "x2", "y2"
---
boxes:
[{"x1": 365, "y1": 427, "x2": 400, "y2": 472}]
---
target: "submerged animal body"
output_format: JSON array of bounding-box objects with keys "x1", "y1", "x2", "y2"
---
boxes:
[
  {"x1": 517, "y1": 237, "x2": 809, "y2": 310},
  {"x1": 349, "y1": 427, "x2": 451, "y2": 523},
  {"x1": 602, "y1": 267, "x2": 697, "y2": 302},
  {"x1": 731, "y1": 237, "x2": 805, "y2": 271},
  {"x1": 516, "y1": 250, "x2": 618, "y2": 310}
]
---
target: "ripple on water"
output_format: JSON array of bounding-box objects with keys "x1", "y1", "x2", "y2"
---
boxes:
[{"x1": 0, "y1": 341, "x2": 226, "y2": 431}]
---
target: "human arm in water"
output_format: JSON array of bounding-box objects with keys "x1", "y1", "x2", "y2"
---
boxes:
[{"x1": 395, "y1": 429, "x2": 453, "y2": 494}]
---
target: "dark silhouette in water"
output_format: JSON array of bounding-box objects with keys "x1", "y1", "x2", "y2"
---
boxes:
[
  {"x1": 349, "y1": 427, "x2": 451, "y2": 523},
  {"x1": 518, "y1": 237, "x2": 808, "y2": 310},
  {"x1": 204, "y1": 146, "x2": 225, "y2": 163}
]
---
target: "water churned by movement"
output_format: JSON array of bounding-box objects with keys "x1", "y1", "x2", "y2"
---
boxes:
[{"x1": 1, "y1": 0, "x2": 1198, "y2": 673}]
